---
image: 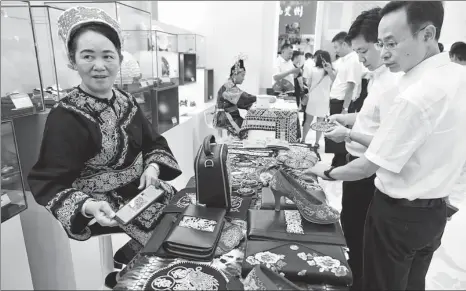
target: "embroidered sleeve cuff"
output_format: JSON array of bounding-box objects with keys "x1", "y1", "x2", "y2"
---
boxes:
[
  {"x1": 365, "y1": 151, "x2": 402, "y2": 174},
  {"x1": 46, "y1": 189, "x2": 93, "y2": 241},
  {"x1": 144, "y1": 149, "x2": 182, "y2": 181}
]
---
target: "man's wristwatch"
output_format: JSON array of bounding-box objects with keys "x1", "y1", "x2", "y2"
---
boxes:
[{"x1": 324, "y1": 166, "x2": 336, "y2": 181}]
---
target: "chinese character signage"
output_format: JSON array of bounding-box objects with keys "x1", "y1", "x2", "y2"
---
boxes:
[{"x1": 279, "y1": 1, "x2": 316, "y2": 34}]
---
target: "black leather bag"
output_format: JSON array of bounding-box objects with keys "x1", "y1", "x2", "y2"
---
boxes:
[{"x1": 194, "y1": 135, "x2": 231, "y2": 210}]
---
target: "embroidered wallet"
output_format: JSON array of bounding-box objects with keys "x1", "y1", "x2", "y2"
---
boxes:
[
  {"x1": 247, "y1": 210, "x2": 346, "y2": 246},
  {"x1": 242, "y1": 240, "x2": 353, "y2": 287},
  {"x1": 164, "y1": 204, "x2": 226, "y2": 261},
  {"x1": 141, "y1": 213, "x2": 244, "y2": 259}
]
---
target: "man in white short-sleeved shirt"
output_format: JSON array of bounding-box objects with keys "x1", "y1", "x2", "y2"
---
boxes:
[
  {"x1": 307, "y1": 2, "x2": 466, "y2": 290},
  {"x1": 326, "y1": 32, "x2": 366, "y2": 167},
  {"x1": 317, "y1": 8, "x2": 402, "y2": 290},
  {"x1": 272, "y1": 44, "x2": 300, "y2": 88},
  {"x1": 329, "y1": 33, "x2": 365, "y2": 111}
]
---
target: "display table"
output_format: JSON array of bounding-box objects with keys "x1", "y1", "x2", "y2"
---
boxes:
[
  {"x1": 114, "y1": 142, "x2": 350, "y2": 290},
  {"x1": 241, "y1": 99, "x2": 301, "y2": 143}
]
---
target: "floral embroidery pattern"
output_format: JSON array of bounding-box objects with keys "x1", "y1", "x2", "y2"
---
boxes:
[
  {"x1": 175, "y1": 193, "x2": 196, "y2": 208},
  {"x1": 215, "y1": 223, "x2": 244, "y2": 256},
  {"x1": 230, "y1": 196, "x2": 243, "y2": 212},
  {"x1": 144, "y1": 149, "x2": 181, "y2": 173},
  {"x1": 59, "y1": 88, "x2": 139, "y2": 174},
  {"x1": 297, "y1": 252, "x2": 349, "y2": 277},
  {"x1": 245, "y1": 251, "x2": 287, "y2": 273},
  {"x1": 147, "y1": 266, "x2": 220, "y2": 290},
  {"x1": 179, "y1": 216, "x2": 217, "y2": 232},
  {"x1": 243, "y1": 267, "x2": 267, "y2": 290},
  {"x1": 284, "y1": 210, "x2": 304, "y2": 234},
  {"x1": 290, "y1": 245, "x2": 299, "y2": 251},
  {"x1": 73, "y1": 153, "x2": 143, "y2": 193},
  {"x1": 46, "y1": 189, "x2": 92, "y2": 241}
]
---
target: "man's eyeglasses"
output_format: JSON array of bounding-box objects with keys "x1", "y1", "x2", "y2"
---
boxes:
[{"x1": 374, "y1": 25, "x2": 429, "y2": 51}]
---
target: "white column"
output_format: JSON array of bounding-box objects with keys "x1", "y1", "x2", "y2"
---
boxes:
[{"x1": 314, "y1": 1, "x2": 325, "y2": 52}]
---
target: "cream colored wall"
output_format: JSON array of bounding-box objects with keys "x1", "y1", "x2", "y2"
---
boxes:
[
  {"x1": 158, "y1": 1, "x2": 278, "y2": 94},
  {"x1": 440, "y1": 1, "x2": 466, "y2": 51}
]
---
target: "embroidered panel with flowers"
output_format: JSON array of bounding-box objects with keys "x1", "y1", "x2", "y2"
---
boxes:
[{"x1": 243, "y1": 241, "x2": 352, "y2": 286}]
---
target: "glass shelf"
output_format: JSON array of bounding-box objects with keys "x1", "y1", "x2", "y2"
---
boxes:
[
  {"x1": 1, "y1": 121, "x2": 28, "y2": 223},
  {"x1": 154, "y1": 31, "x2": 179, "y2": 86},
  {"x1": 178, "y1": 34, "x2": 196, "y2": 54},
  {"x1": 1, "y1": 1, "x2": 45, "y2": 120},
  {"x1": 195, "y1": 35, "x2": 206, "y2": 68}
]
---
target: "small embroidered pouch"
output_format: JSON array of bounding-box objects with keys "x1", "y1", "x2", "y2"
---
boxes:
[{"x1": 242, "y1": 241, "x2": 352, "y2": 287}]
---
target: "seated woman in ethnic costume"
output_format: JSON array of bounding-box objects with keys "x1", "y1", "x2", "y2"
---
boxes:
[
  {"x1": 213, "y1": 58, "x2": 257, "y2": 137},
  {"x1": 27, "y1": 6, "x2": 181, "y2": 287}
]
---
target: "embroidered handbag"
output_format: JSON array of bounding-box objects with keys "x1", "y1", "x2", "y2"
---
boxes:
[
  {"x1": 242, "y1": 241, "x2": 352, "y2": 287},
  {"x1": 194, "y1": 135, "x2": 232, "y2": 210},
  {"x1": 247, "y1": 209, "x2": 346, "y2": 246}
]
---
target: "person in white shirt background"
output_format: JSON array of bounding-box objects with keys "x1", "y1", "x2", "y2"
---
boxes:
[
  {"x1": 315, "y1": 7, "x2": 403, "y2": 290},
  {"x1": 325, "y1": 32, "x2": 365, "y2": 168},
  {"x1": 272, "y1": 43, "x2": 300, "y2": 91},
  {"x1": 307, "y1": 1, "x2": 466, "y2": 290}
]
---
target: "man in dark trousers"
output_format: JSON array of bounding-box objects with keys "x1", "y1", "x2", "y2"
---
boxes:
[
  {"x1": 307, "y1": 2, "x2": 466, "y2": 290},
  {"x1": 325, "y1": 32, "x2": 364, "y2": 167},
  {"x1": 320, "y1": 8, "x2": 403, "y2": 290}
]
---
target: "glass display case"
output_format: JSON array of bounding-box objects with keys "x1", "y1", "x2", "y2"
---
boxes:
[
  {"x1": 178, "y1": 34, "x2": 196, "y2": 54},
  {"x1": 1, "y1": 1, "x2": 45, "y2": 120},
  {"x1": 1, "y1": 121, "x2": 28, "y2": 223},
  {"x1": 30, "y1": 5, "x2": 72, "y2": 107},
  {"x1": 195, "y1": 35, "x2": 206, "y2": 68},
  {"x1": 154, "y1": 30, "x2": 179, "y2": 87}
]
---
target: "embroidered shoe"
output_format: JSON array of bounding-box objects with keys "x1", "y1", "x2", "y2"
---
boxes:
[
  {"x1": 270, "y1": 169, "x2": 340, "y2": 225},
  {"x1": 243, "y1": 265, "x2": 302, "y2": 290}
]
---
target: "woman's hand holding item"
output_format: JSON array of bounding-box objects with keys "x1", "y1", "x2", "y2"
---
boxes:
[
  {"x1": 85, "y1": 200, "x2": 118, "y2": 227},
  {"x1": 139, "y1": 163, "x2": 160, "y2": 190}
]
